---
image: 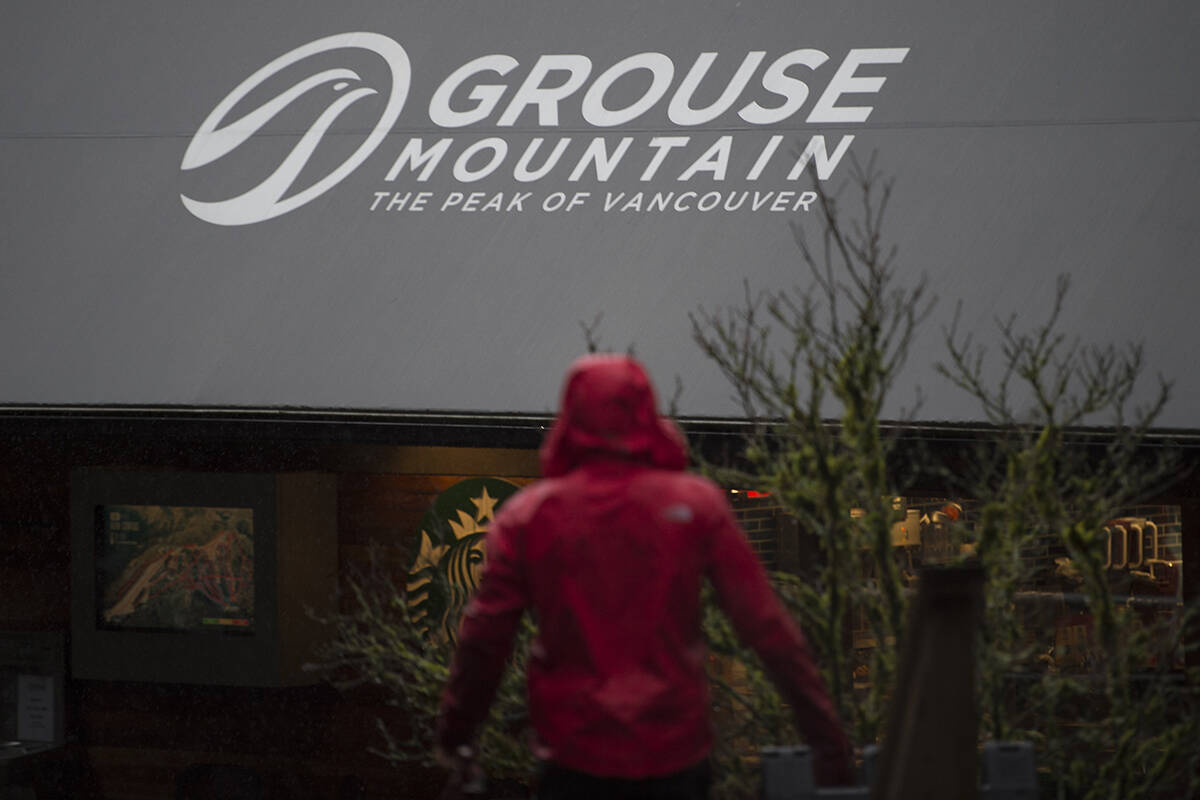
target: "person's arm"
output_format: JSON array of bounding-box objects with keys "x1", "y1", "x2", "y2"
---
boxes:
[
  {"x1": 435, "y1": 507, "x2": 529, "y2": 755},
  {"x1": 704, "y1": 493, "x2": 855, "y2": 786}
]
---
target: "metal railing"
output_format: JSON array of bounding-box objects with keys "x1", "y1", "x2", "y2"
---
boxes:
[{"x1": 762, "y1": 742, "x2": 1038, "y2": 799}]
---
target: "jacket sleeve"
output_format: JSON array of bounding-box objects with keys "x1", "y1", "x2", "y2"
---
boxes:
[
  {"x1": 435, "y1": 506, "x2": 530, "y2": 753},
  {"x1": 704, "y1": 493, "x2": 855, "y2": 786}
]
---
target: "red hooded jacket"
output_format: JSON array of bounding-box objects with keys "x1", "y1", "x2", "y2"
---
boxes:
[{"x1": 436, "y1": 355, "x2": 853, "y2": 783}]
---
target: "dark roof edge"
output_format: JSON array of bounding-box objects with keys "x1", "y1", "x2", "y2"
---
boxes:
[{"x1": 2, "y1": 404, "x2": 1199, "y2": 447}]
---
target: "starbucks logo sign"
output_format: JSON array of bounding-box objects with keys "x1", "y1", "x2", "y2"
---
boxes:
[{"x1": 405, "y1": 478, "x2": 519, "y2": 642}]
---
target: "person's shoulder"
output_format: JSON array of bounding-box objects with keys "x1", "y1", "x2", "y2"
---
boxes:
[
  {"x1": 492, "y1": 478, "x2": 561, "y2": 526},
  {"x1": 637, "y1": 469, "x2": 729, "y2": 510}
]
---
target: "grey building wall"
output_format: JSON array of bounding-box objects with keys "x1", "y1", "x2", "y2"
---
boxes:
[{"x1": 2, "y1": 2, "x2": 1197, "y2": 424}]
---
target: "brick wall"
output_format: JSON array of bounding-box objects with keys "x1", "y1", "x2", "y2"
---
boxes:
[{"x1": 728, "y1": 491, "x2": 781, "y2": 570}]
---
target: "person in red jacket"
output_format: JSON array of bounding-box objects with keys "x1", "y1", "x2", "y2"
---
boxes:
[{"x1": 435, "y1": 354, "x2": 853, "y2": 798}]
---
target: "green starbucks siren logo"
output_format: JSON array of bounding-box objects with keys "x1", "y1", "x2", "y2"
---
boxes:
[{"x1": 405, "y1": 477, "x2": 519, "y2": 642}]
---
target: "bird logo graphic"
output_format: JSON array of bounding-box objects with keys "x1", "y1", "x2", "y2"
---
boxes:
[{"x1": 181, "y1": 32, "x2": 410, "y2": 225}]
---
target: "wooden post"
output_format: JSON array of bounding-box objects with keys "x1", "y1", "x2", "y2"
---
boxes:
[
  {"x1": 872, "y1": 565, "x2": 984, "y2": 800},
  {"x1": 1180, "y1": 500, "x2": 1199, "y2": 671}
]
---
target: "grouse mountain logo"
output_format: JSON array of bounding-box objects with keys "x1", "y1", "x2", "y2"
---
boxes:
[
  {"x1": 180, "y1": 32, "x2": 410, "y2": 226},
  {"x1": 181, "y1": 32, "x2": 908, "y2": 226},
  {"x1": 405, "y1": 478, "x2": 520, "y2": 643}
]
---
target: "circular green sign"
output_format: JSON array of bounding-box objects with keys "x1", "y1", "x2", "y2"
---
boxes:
[{"x1": 405, "y1": 477, "x2": 520, "y2": 642}]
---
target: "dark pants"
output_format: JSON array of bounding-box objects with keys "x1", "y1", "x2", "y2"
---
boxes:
[{"x1": 535, "y1": 760, "x2": 710, "y2": 800}]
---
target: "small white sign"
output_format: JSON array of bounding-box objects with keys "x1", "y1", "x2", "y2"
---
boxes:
[{"x1": 17, "y1": 674, "x2": 55, "y2": 742}]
